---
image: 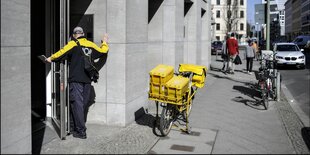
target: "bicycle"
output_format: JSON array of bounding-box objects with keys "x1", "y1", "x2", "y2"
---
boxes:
[
  {"x1": 257, "y1": 63, "x2": 271, "y2": 110},
  {"x1": 257, "y1": 51, "x2": 280, "y2": 109},
  {"x1": 149, "y1": 64, "x2": 206, "y2": 136}
]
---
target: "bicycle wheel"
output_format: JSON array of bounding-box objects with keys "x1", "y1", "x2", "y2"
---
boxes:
[
  {"x1": 159, "y1": 104, "x2": 174, "y2": 136},
  {"x1": 262, "y1": 89, "x2": 269, "y2": 110},
  {"x1": 259, "y1": 81, "x2": 269, "y2": 110},
  {"x1": 271, "y1": 76, "x2": 277, "y2": 100}
]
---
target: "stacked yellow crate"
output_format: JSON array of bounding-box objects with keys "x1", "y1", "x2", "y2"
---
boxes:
[
  {"x1": 165, "y1": 76, "x2": 190, "y2": 103},
  {"x1": 178, "y1": 64, "x2": 207, "y2": 88},
  {"x1": 149, "y1": 64, "x2": 174, "y2": 100}
]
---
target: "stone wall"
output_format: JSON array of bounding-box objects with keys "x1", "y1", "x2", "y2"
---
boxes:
[{"x1": 1, "y1": 0, "x2": 32, "y2": 153}]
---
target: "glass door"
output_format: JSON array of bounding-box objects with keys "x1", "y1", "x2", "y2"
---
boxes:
[{"x1": 48, "y1": 0, "x2": 70, "y2": 140}]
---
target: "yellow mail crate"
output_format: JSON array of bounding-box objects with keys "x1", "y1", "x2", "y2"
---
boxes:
[
  {"x1": 149, "y1": 64, "x2": 174, "y2": 85},
  {"x1": 165, "y1": 76, "x2": 189, "y2": 102},
  {"x1": 149, "y1": 64, "x2": 174, "y2": 100},
  {"x1": 149, "y1": 83, "x2": 165, "y2": 99},
  {"x1": 178, "y1": 64, "x2": 207, "y2": 88}
]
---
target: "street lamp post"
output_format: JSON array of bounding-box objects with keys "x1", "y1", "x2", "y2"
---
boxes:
[
  {"x1": 266, "y1": 0, "x2": 270, "y2": 50},
  {"x1": 256, "y1": 23, "x2": 260, "y2": 47}
]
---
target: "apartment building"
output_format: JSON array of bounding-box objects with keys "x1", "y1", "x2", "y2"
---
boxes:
[{"x1": 211, "y1": 0, "x2": 247, "y2": 41}]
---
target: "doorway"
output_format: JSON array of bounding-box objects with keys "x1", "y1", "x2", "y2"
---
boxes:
[{"x1": 31, "y1": 0, "x2": 95, "y2": 152}]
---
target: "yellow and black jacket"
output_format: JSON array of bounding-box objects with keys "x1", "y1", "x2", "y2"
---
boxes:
[{"x1": 51, "y1": 36, "x2": 109, "y2": 83}]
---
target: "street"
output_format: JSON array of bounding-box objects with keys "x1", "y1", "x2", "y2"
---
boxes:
[{"x1": 278, "y1": 52, "x2": 310, "y2": 118}]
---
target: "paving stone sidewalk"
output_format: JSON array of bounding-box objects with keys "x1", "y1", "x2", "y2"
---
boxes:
[{"x1": 39, "y1": 53, "x2": 310, "y2": 154}]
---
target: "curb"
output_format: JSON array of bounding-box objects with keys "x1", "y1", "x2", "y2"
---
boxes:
[{"x1": 281, "y1": 82, "x2": 310, "y2": 127}]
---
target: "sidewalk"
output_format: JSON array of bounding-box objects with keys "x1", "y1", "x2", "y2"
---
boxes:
[{"x1": 39, "y1": 53, "x2": 310, "y2": 154}]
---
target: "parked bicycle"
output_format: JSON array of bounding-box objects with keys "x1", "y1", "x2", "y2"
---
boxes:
[
  {"x1": 257, "y1": 51, "x2": 280, "y2": 110},
  {"x1": 148, "y1": 64, "x2": 207, "y2": 136}
]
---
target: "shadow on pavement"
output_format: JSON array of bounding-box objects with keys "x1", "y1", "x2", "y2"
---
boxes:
[
  {"x1": 208, "y1": 71, "x2": 250, "y2": 85},
  {"x1": 134, "y1": 107, "x2": 162, "y2": 137},
  {"x1": 302, "y1": 127, "x2": 310, "y2": 151},
  {"x1": 232, "y1": 96, "x2": 265, "y2": 110},
  {"x1": 210, "y1": 65, "x2": 248, "y2": 75},
  {"x1": 232, "y1": 83, "x2": 266, "y2": 110},
  {"x1": 32, "y1": 117, "x2": 46, "y2": 154},
  {"x1": 233, "y1": 85, "x2": 261, "y2": 99}
]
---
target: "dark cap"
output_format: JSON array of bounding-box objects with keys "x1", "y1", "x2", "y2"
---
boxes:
[{"x1": 73, "y1": 26, "x2": 84, "y2": 34}]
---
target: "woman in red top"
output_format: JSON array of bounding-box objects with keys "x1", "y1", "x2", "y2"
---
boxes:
[{"x1": 226, "y1": 33, "x2": 239, "y2": 74}]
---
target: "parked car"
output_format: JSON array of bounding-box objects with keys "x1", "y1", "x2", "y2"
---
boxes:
[
  {"x1": 273, "y1": 43, "x2": 306, "y2": 69},
  {"x1": 292, "y1": 35, "x2": 310, "y2": 50},
  {"x1": 211, "y1": 41, "x2": 223, "y2": 55}
]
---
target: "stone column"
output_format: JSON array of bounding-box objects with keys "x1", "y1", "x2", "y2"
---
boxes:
[
  {"x1": 162, "y1": 0, "x2": 184, "y2": 67},
  {"x1": 201, "y1": 0, "x2": 212, "y2": 68},
  {"x1": 184, "y1": 0, "x2": 202, "y2": 65},
  {"x1": 1, "y1": 0, "x2": 31, "y2": 153},
  {"x1": 148, "y1": 0, "x2": 164, "y2": 72},
  {"x1": 106, "y1": 0, "x2": 148, "y2": 126}
]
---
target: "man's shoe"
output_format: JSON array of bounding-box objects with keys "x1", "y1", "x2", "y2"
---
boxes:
[
  {"x1": 73, "y1": 132, "x2": 87, "y2": 139},
  {"x1": 68, "y1": 130, "x2": 77, "y2": 136}
]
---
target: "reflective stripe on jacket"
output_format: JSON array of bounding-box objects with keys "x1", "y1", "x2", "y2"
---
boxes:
[{"x1": 50, "y1": 36, "x2": 109, "y2": 83}]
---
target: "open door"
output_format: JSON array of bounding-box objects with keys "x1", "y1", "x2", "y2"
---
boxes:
[
  {"x1": 46, "y1": 0, "x2": 93, "y2": 140},
  {"x1": 46, "y1": 0, "x2": 70, "y2": 140}
]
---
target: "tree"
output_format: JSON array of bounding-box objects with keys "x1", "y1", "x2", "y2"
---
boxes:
[{"x1": 223, "y1": 0, "x2": 239, "y2": 35}]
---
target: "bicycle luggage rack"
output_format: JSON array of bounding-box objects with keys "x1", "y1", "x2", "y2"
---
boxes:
[{"x1": 148, "y1": 64, "x2": 207, "y2": 136}]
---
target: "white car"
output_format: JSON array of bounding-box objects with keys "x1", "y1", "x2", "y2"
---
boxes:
[{"x1": 273, "y1": 43, "x2": 306, "y2": 69}]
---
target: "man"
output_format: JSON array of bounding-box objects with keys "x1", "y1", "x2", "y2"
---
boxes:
[
  {"x1": 46, "y1": 27, "x2": 109, "y2": 139},
  {"x1": 221, "y1": 36, "x2": 228, "y2": 72},
  {"x1": 226, "y1": 32, "x2": 239, "y2": 74}
]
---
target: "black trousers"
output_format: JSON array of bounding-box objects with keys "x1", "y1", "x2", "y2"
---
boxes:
[
  {"x1": 246, "y1": 57, "x2": 254, "y2": 72},
  {"x1": 69, "y1": 82, "x2": 91, "y2": 134}
]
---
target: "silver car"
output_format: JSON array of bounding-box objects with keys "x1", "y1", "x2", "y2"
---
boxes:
[{"x1": 274, "y1": 43, "x2": 306, "y2": 69}]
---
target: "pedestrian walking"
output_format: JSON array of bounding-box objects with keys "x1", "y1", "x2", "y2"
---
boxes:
[
  {"x1": 244, "y1": 41, "x2": 256, "y2": 74},
  {"x1": 252, "y1": 40, "x2": 259, "y2": 60},
  {"x1": 226, "y1": 32, "x2": 239, "y2": 74},
  {"x1": 45, "y1": 27, "x2": 109, "y2": 139},
  {"x1": 221, "y1": 36, "x2": 228, "y2": 72}
]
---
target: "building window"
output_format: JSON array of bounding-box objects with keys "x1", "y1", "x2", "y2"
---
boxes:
[
  {"x1": 240, "y1": 11, "x2": 244, "y2": 18},
  {"x1": 216, "y1": 36, "x2": 220, "y2": 41},
  {"x1": 240, "y1": 0, "x2": 244, "y2": 5},
  {"x1": 216, "y1": 10, "x2": 220, "y2": 18},
  {"x1": 240, "y1": 23, "x2": 244, "y2": 31},
  {"x1": 216, "y1": 23, "x2": 220, "y2": 30},
  {"x1": 216, "y1": 0, "x2": 220, "y2": 5}
]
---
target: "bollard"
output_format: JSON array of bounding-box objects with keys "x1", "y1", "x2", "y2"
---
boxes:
[{"x1": 276, "y1": 72, "x2": 281, "y2": 101}]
